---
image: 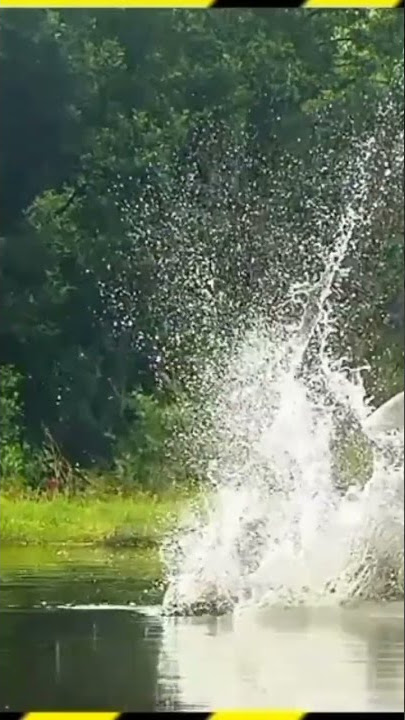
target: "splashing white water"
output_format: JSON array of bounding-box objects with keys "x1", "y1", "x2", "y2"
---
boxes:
[{"x1": 161, "y1": 132, "x2": 404, "y2": 614}]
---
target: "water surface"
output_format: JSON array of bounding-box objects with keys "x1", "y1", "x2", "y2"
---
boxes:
[{"x1": 0, "y1": 547, "x2": 403, "y2": 711}]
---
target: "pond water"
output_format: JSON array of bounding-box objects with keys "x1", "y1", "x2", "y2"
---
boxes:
[{"x1": 0, "y1": 547, "x2": 403, "y2": 711}]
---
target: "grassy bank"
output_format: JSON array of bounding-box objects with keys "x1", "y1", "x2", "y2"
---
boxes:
[
  {"x1": 0, "y1": 429, "x2": 382, "y2": 548},
  {"x1": 0, "y1": 487, "x2": 200, "y2": 547}
]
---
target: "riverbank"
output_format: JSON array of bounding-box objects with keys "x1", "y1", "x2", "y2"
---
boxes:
[{"x1": 0, "y1": 487, "x2": 200, "y2": 547}]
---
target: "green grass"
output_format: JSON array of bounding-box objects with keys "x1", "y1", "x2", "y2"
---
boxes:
[
  {"x1": 0, "y1": 487, "x2": 200, "y2": 547},
  {"x1": 0, "y1": 426, "x2": 377, "y2": 548}
]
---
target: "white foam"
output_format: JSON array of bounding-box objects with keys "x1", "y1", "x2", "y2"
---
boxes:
[
  {"x1": 364, "y1": 391, "x2": 404, "y2": 434},
  {"x1": 162, "y1": 132, "x2": 404, "y2": 614}
]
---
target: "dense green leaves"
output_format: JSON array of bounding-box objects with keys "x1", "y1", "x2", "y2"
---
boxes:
[{"x1": 0, "y1": 9, "x2": 403, "y2": 480}]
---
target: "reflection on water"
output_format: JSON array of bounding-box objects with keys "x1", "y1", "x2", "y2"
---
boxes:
[
  {"x1": 157, "y1": 605, "x2": 404, "y2": 711},
  {"x1": 0, "y1": 608, "x2": 160, "y2": 711},
  {"x1": 0, "y1": 548, "x2": 403, "y2": 711}
]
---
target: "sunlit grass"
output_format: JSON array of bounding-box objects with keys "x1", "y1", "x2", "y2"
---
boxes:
[
  {"x1": 0, "y1": 433, "x2": 376, "y2": 548},
  {"x1": 0, "y1": 486, "x2": 200, "y2": 546}
]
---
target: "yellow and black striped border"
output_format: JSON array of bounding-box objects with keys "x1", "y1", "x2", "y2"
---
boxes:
[
  {"x1": 0, "y1": 0, "x2": 403, "y2": 7},
  {"x1": 0, "y1": 715, "x2": 306, "y2": 720},
  {"x1": 0, "y1": 715, "x2": 305, "y2": 720},
  {"x1": 0, "y1": 712, "x2": 404, "y2": 720}
]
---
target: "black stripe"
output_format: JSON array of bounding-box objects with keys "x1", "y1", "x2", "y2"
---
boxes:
[{"x1": 120, "y1": 714, "x2": 211, "y2": 720}]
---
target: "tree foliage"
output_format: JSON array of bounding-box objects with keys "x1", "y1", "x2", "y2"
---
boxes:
[{"x1": 0, "y1": 9, "x2": 403, "y2": 479}]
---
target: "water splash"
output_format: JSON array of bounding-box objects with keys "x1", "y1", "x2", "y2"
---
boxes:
[{"x1": 161, "y1": 127, "x2": 404, "y2": 614}]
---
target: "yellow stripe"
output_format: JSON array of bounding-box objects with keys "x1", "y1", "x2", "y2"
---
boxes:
[
  {"x1": 211, "y1": 712, "x2": 306, "y2": 720},
  {"x1": 24, "y1": 714, "x2": 121, "y2": 720},
  {"x1": 0, "y1": 0, "x2": 214, "y2": 6},
  {"x1": 304, "y1": 0, "x2": 401, "y2": 6}
]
